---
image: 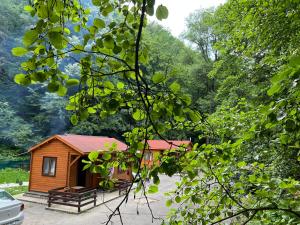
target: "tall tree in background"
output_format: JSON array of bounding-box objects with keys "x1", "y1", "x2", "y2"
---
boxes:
[{"x1": 183, "y1": 8, "x2": 218, "y2": 113}]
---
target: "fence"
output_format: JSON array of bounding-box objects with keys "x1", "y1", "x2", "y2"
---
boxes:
[
  {"x1": 48, "y1": 187, "x2": 97, "y2": 213},
  {"x1": 0, "y1": 160, "x2": 30, "y2": 170}
]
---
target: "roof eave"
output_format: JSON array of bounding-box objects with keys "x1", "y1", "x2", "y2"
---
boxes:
[{"x1": 28, "y1": 135, "x2": 85, "y2": 155}]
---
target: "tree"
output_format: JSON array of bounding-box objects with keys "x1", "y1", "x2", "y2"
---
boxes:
[
  {"x1": 0, "y1": 100, "x2": 34, "y2": 149},
  {"x1": 184, "y1": 8, "x2": 217, "y2": 63},
  {"x1": 183, "y1": 8, "x2": 218, "y2": 113}
]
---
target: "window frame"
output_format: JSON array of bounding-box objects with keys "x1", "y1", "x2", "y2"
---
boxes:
[{"x1": 42, "y1": 156, "x2": 57, "y2": 177}]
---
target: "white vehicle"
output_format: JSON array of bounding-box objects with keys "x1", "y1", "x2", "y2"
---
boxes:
[{"x1": 0, "y1": 190, "x2": 24, "y2": 225}]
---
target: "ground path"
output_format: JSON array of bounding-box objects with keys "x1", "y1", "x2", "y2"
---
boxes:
[
  {"x1": 0, "y1": 182, "x2": 28, "y2": 189},
  {"x1": 22, "y1": 175, "x2": 179, "y2": 225}
]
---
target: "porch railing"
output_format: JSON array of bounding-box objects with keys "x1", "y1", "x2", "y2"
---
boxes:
[
  {"x1": 114, "y1": 179, "x2": 131, "y2": 196},
  {"x1": 48, "y1": 187, "x2": 97, "y2": 213}
]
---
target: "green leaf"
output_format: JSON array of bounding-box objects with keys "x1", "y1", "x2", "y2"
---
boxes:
[
  {"x1": 102, "y1": 4, "x2": 113, "y2": 16},
  {"x1": 92, "y1": 0, "x2": 101, "y2": 6},
  {"x1": 57, "y1": 85, "x2": 67, "y2": 96},
  {"x1": 237, "y1": 161, "x2": 247, "y2": 168},
  {"x1": 83, "y1": 164, "x2": 91, "y2": 171},
  {"x1": 11, "y1": 47, "x2": 28, "y2": 56},
  {"x1": 23, "y1": 30, "x2": 38, "y2": 47},
  {"x1": 88, "y1": 107, "x2": 97, "y2": 114},
  {"x1": 66, "y1": 79, "x2": 80, "y2": 87},
  {"x1": 48, "y1": 81, "x2": 60, "y2": 92},
  {"x1": 289, "y1": 55, "x2": 300, "y2": 67},
  {"x1": 80, "y1": 110, "x2": 89, "y2": 120},
  {"x1": 107, "y1": 99, "x2": 119, "y2": 111},
  {"x1": 152, "y1": 72, "x2": 164, "y2": 84},
  {"x1": 156, "y1": 5, "x2": 168, "y2": 21},
  {"x1": 70, "y1": 114, "x2": 78, "y2": 125},
  {"x1": 103, "y1": 36, "x2": 114, "y2": 49},
  {"x1": 175, "y1": 196, "x2": 181, "y2": 203},
  {"x1": 146, "y1": 6, "x2": 154, "y2": 16},
  {"x1": 169, "y1": 82, "x2": 181, "y2": 93},
  {"x1": 133, "y1": 109, "x2": 146, "y2": 121},
  {"x1": 153, "y1": 175, "x2": 160, "y2": 185},
  {"x1": 31, "y1": 71, "x2": 47, "y2": 82},
  {"x1": 102, "y1": 152, "x2": 111, "y2": 161},
  {"x1": 271, "y1": 68, "x2": 291, "y2": 83},
  {"x1": 74, "y1": 25, "x2": 81, "y2": 32},
  {"x1": 146, "y1": 0, "x2": 155, "y2": 16},
  {"x1": 88, "y1": 151, "x2": 99, "y2": 161},
  {"x1": 24, "y1": 5, "x2": 34, "y2": 12},
  {"x1": 93, "y1": 18, "x2": 105, "y2": 29},
  {"x1": 188, "y1": 110, "x2": 201, "y2": 122},
  {"x1": 249, "y1": 174, "x2": 256, "y2": 183},
  {"x1": 113, "y1": 45, "x2": 122, "y2": 54},
  {"x1": 148, "y1": 185, "x2": 158, "y2": 194},
  {"x1": 14, "y1": 74, "x2": 31, "y2": 85},
  {"x1": 117, "y1": 82, "x2": 125, "y2": 89},
  {"x1": 34, "y1": 45, "x2": 46, "y2": 55},
  {"x1": 48, "y1": 32, "x2": 66, "y2": 49},
  {"x1": 267, "y1": 83, "x2": 281, "y2": 96},
  {"x1": 166, "y1": 199, "x2": 172, "y2": 207},
  {"x1": 21, "y1": 61, "x2": 36, "y2": 71},
  {"x1": 104, "y1": 80, "x2": 114, "y2": 89},
  {"x1": 147, "y1": 0, "x2": 155, "y2": 7}
]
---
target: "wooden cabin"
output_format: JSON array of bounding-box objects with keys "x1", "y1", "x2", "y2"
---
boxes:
[
  {"x1": 142, "y1": 140, "x2": 192, "y2": 167},
  {"x1": 28, "y1": 134, "x2": 133, "y2": 193}
]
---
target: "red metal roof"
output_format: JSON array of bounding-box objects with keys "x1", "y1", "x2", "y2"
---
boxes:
[
  {"x1": 29, "y1": 134, "x2": 128, "y2": 154},
  {"x1": 146, "y1": 140, "x2": 192, "y2": 151}
]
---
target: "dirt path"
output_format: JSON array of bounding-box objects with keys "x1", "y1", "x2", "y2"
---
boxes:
[
  {"x1": 0, "y1": 182, "x2": 29, "y2": 189},
  {"x1": 22, "y1": 176, "x2": 179, "y2": 225}
]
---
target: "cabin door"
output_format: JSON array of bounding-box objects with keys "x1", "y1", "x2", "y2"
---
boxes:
[{"x1": 77, "y1": 160, "x2": 86, "y2": 186}]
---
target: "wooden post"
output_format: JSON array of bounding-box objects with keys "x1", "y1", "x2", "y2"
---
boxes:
[
  {"x1": 66, "y1": 152, "x2": 71, "y2": 187},
  {"x1": 48, "y1": 193, "x2": 51, "y2": 207},
  {"x1": 78, "y1": 195, "x2": 81, "y2": 213}
]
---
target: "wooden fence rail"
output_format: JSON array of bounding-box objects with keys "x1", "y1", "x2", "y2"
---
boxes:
[{"x1": 48, "y1": 187, "x2": 97, "y2": 213}]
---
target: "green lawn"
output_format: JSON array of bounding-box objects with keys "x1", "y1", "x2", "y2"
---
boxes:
[
  {"x1": 0, "y1": 168, "x2": 29, "y2": 184},
  {"x1": 4, "y1": 186, "x2": 28, "y2": 196}
]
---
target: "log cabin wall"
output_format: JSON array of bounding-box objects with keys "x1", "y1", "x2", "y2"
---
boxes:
[
  {"x1": 29, "y1": 139, "x2": 80, "y2": 192},
  {"x1": 112, "y1": 167, "x2": 133, "y2": 181}
]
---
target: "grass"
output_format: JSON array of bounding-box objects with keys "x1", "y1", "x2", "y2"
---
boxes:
[
  {"x1": 4, "y1": 186, "x2": 28, "y2": 196},
  {"x1": 0, "y1": 168, "x2": 29, "y2": 184}
]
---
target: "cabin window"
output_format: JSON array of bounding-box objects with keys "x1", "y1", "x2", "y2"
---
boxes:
[
  {"x1": 144, "y1": 151, "x2": 153, "y2": 161},
  {"x1": 42, "y1": 157, "x2": 57, "y2": 177}
]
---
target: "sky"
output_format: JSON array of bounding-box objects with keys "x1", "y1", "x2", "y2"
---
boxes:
[{"x1": 152, "y1": 0, "x2": 226, "y2": 37}]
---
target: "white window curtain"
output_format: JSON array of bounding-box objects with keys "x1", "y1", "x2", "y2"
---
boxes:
[
  {"x1": 43, "y1": 157, "x2": 56, "y2": 176},
  {"x1": 43, "y1": 158, "x2": 50, "y2": 175},
  {"x1": 49, "y1": 159, "x2": 56, "y2": 176}
]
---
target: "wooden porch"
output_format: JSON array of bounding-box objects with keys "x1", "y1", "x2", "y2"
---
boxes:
[
  {"x1": 67, "y1": 153, "x2": 100, "y2": 189},
  {"x1": 48, "y1": 187, "x2": 97, "y2": 213},
  {"x1": 46, "y1": 180, "x2": 131, "y2": 213}
]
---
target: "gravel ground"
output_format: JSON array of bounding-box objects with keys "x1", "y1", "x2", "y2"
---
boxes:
[
  {"x1": 0, "y1": 182, "x2": 29, "y2": 188},
  {"x1": 22, "y1": 175, "x2": 180, "y2": 225}
]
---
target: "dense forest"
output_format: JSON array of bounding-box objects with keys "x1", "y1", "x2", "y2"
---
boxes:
[
  {"x1": 0, "y1": 0, "x2": 213, "y2": 153},
  {"x1": 1, "y1": 0, "x2": 300, "y2": 224}
]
